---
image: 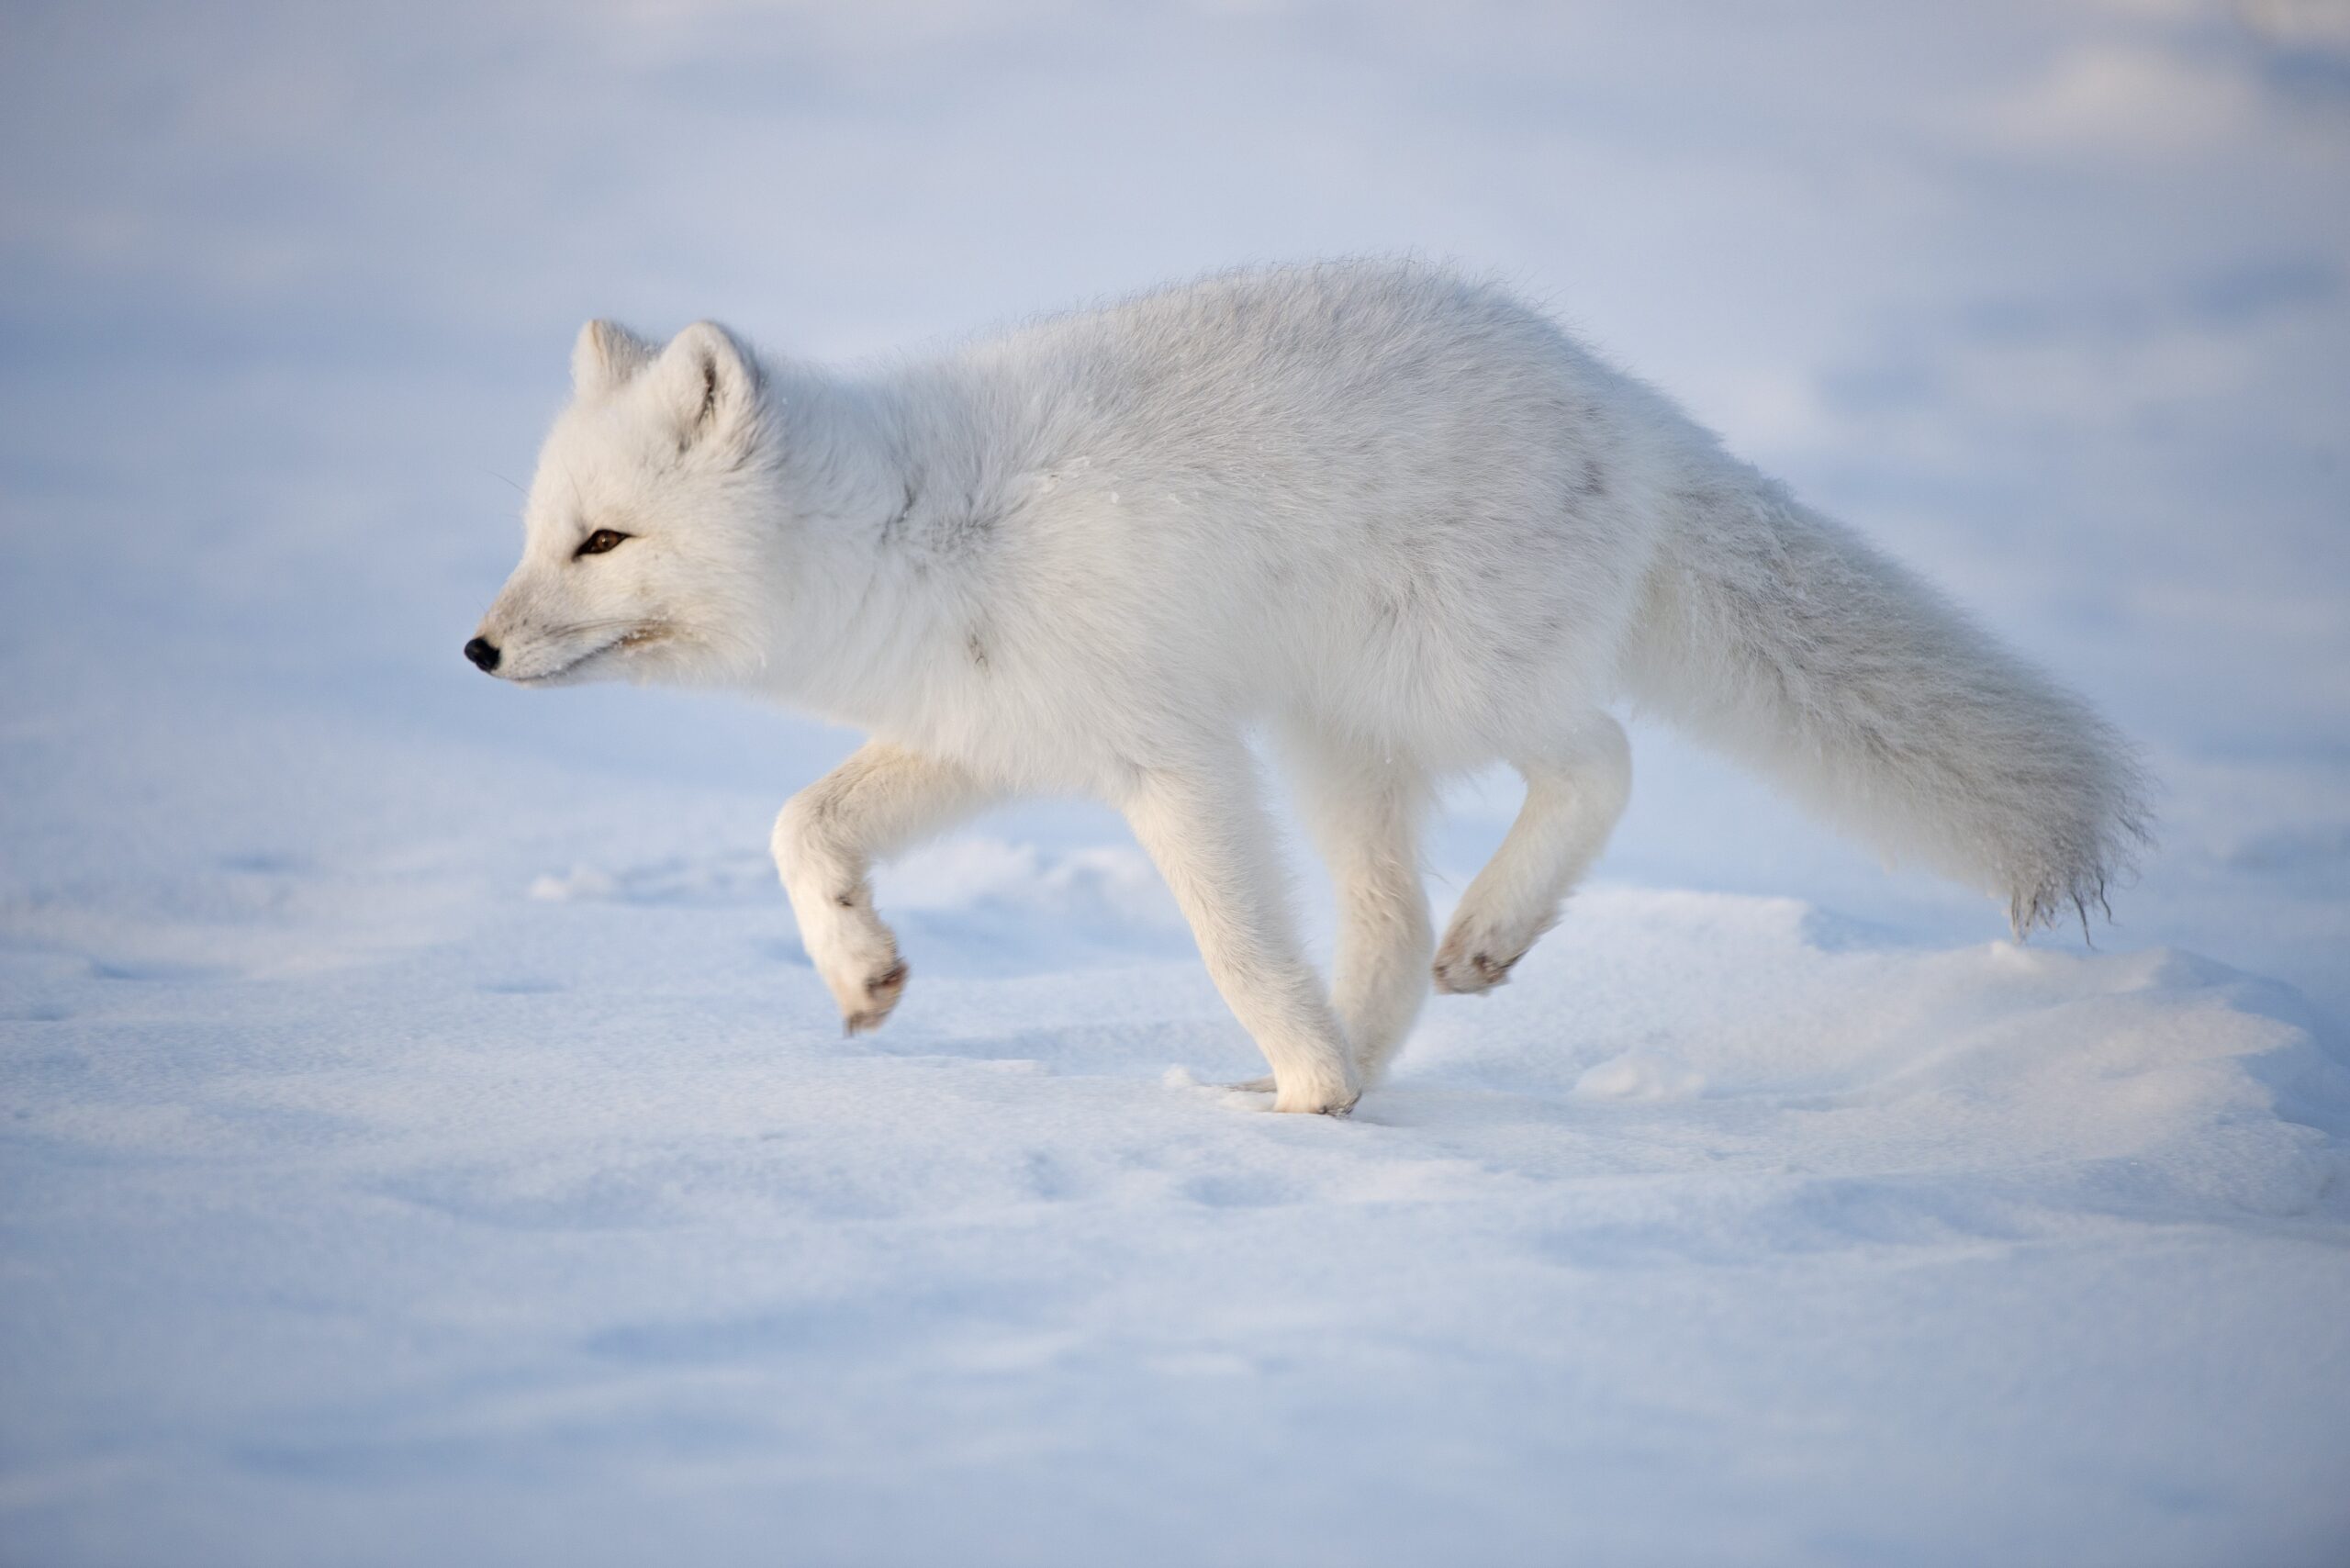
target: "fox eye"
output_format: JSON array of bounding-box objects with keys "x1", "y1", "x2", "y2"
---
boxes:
[{"x1": 575, "y1": 528, "x2": 632, "y2": 558}]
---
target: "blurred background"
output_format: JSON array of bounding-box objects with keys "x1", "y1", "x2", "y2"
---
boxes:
[{"x1": 4, "y1": 0, "x2": 2344, "y2": 1007}]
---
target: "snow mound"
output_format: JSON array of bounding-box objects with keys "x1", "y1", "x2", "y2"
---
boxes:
[{"x1": 1400, "y1": 889, "x2": 2350, "y2": 1224}]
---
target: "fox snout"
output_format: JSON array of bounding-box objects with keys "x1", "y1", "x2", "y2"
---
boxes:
[{"x1": 464, "y1": 636, "x2": 501, "y2": 673}]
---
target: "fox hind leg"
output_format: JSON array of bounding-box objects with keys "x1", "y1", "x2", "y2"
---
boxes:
[
  {"x1": 1281, "y1": 729, "x2": 1434, "y2": 1086},
  {"x1": 1434, "y1": 712, "x2": 1630, "y2": 995}
]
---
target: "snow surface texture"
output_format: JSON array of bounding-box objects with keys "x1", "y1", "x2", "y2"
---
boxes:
[{"x1": 4, "y1": 2, "x2": 2349, "y2": 1564}]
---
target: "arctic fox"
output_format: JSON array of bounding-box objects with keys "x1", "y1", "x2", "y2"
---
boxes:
[{"x1": 468, "y1": 261, "x2": 2148, "y2": 1114}]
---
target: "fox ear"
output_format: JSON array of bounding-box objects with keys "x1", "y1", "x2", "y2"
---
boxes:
[
  {"x1": 571, "y1": 319, "x2": 656, "y2": 398},
  {"x1": 652, "y1": 320, "x2": 762, "y2": 458}
]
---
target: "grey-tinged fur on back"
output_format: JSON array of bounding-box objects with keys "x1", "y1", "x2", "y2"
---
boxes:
[{"x1": 1623, "y1": 461, "x2": 2151, "y2": 935}]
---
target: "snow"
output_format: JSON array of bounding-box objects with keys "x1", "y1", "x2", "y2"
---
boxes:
[{"x1": 5, "y1": 2, "x2": 2349, "y2": 1563}]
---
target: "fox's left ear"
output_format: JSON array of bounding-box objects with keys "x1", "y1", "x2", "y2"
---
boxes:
[{"x1": 652, "y1": 321, "x2": 763, "y2": 461}]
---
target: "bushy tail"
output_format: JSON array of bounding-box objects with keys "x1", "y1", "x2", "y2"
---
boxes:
[{"x1": 1621, "y1": 465, "x2": 2151, "y2": 935}]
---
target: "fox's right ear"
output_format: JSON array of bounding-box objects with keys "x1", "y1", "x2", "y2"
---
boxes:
[{"x1": 571, "y1": 319, "x2": 657, "y2": 398}]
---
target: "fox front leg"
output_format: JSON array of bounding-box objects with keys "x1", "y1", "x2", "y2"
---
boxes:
[
  {"x1": 1118, "y1": 747, "x2": 1360, "y2": 1115},
  {"x1": 771, "y1": 743, "x2": 993, "y2": 1035}
]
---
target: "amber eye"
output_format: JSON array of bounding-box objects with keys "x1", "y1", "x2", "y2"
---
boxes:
[{"x1": 575, "y1": 528, "x2": 632, "y2": 558}]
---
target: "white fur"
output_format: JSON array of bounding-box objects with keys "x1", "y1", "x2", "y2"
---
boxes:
[{"x1": 473, "y1": 261, "x2": 2151, "y2": 1114}]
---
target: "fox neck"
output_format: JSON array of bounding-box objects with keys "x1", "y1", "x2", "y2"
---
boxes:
[{"x1": 734, "y1": 361, "x2": 997, "y2": 733}]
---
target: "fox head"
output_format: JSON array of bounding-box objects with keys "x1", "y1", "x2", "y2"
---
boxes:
[{"x1": 467, "y1": 319, "x2": 779, "y2": 688}]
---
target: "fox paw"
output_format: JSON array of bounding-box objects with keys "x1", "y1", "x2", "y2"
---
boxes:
[
  {"x1": 839, "y1": 958, "x2": 909, "y2": 1035},
  {"x1": 805, "y1": 901, "x2": 910, "y2": 1034},
  {"x1": 1221, "y1": 1073, "x2": 1357, "y2": 1115},
  {"x1": 1270, "y1": 1065, "x2": 1361, "y2": 1116},
  {"x1": 1431, "y1": 919, "x2": 1532, "y2": 995},
  {"x1": 1274, "y1": 1084, "x2": 1360, "y2": 1116}
]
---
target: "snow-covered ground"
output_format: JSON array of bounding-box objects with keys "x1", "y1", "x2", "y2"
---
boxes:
[{"x1": 4, "y1": 3, "x2": 2348, "y2": 1563}]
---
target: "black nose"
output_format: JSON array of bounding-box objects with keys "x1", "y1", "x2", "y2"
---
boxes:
[{"x1": 464, "y1": 636, "x2": 501, "y2": 672}]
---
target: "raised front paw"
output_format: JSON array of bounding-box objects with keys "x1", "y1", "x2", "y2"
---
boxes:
[
  {"x1": 804, "y1": 902, "x2": 912, "y2": 1035},
  {"x1": 841, "y1": 957, "x2": 909, "y2": 1036}
]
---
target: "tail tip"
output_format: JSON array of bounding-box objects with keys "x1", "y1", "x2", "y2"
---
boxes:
[{"x1": 2003, "y1": 794, "x2": 2155, "y2": 943}]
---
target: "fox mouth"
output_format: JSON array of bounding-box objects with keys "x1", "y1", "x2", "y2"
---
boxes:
[{"x1": 509, "y1": 622, "x2": 673, "y2": 684}]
